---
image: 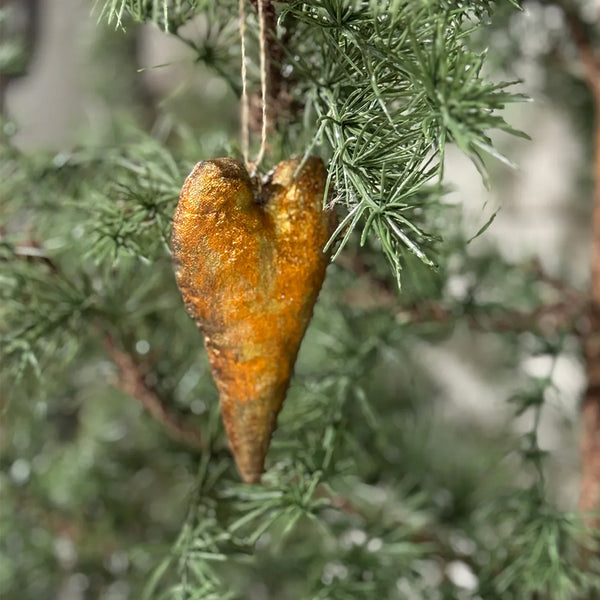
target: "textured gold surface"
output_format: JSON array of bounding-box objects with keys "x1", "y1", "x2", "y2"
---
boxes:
[{"x1": 171, "y1": 157, "x2": 332, "y2": 483}]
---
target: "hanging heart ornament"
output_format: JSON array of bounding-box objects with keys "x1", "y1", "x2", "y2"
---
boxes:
[{"x1": 171, "y1": 157, "x2": 333, "y2": 483}]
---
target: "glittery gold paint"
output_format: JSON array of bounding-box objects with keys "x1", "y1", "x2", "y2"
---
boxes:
[{"x1": 171, "y1": 157, "x2": 333, "y2": 483}]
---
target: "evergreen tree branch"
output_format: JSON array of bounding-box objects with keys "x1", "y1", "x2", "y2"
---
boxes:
[
  {"x1": 12, "y1": 4, "x2": 600, "y2": 597},
  {"x1": 104, "y1": 334, "x2": 206, "y2": 451},
  {"x1": 282, "y1": 0, "x2": 526, "y2": 286},
  {"x1": 339, "y1": 253, "x2": 587, "y2": 336},
  {"x1": 6, "y1": 239, "x2": 205, "y2": 452},
  {"x1": 96, "y1": 0, "x2": 242, "y2": 96}
]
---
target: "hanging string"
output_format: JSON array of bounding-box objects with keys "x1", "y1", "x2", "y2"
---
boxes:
[
  {"x1": 254, "y1": 0, "x2": 268, "y2": 168},
  {"x1": 239, "y1": 0, "x2": 250, "y2": 167},
  {"x1": 238, "y1": 0, "x2": 269, "y2": 172}
]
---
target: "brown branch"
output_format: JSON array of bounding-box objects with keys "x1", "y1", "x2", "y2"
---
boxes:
[
  {"x1": 11, "y1": 243, "x2": 60, "y2": 274},
  {"x1": 247, "y1": 0, "x2": 295, "y2": 137},
  {"x1": 565, "y1": 11, "x2": 600, "y2": 100},
  {"x1": 566, "y1": 10, "x2": 600, "y2": 303},
  {"x1": 338, "y1": 252, "x2": 587, "y2": 336},
  {"x1": 7, "y1": 241, "x2": 206, "y2": 451},
  {"x1": 103, "y1": 335, "x2": 205, "y2": 451},
  {"x1": 563, "y1": 7, "x2": 600, "y2": 520}
]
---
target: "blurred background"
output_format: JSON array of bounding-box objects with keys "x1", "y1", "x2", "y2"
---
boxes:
[{"x1": 1, "y1": 0, "x2": 598, "y2": 598}]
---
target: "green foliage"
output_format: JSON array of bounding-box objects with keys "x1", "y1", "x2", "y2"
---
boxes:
[
  {"x1": 95, "y1": 0, "x2": 526, "y2": 286},
  {"x1": 3, "y1": 131, "x2": 597, "y2": 595},
  {"x1": 96, "y1": 0, "x2": 209, "y2": 32},
  {"x1": 2, "y1": 1, "x2": 600, "y2": 599},
  {"x1": 281, "y1": 0, "x2": 527, "y2": 285}
]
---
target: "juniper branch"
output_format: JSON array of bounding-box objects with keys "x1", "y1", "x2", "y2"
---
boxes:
[
  {"x1": 338, "y1": 252, "x2": 587, "y2": 336},
  {"x1": 282, "y1": 0, "x2": 526, "y2": 286},
  {"x1": 3, "y1": 239, "x2": 205, "y2": 451}
]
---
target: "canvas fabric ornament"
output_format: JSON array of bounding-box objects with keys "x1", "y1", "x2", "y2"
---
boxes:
[{"x1": 171, "y1": 157, "x2": 333, "y2": 482}]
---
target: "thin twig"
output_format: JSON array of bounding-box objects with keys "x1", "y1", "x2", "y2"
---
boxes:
[
  {"x1": 8, "y1": 241, "x2": 206, "y2": 452},
  {"x1": 10, "y1": 243, "x2": 60, "y2": 274},
  {"x1": 104, "y1": 335, "x2": 205, "y2": 451},
  {"x1": 247, "y1": 0, "x2": 292, "y2": 137},
  {"x1": 338, "y1": 253, "x2": 587, "y2": 336}
]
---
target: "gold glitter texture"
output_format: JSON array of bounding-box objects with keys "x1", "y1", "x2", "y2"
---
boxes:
[{"x1": 171, "y1": 157, "x2": 332, "y2": 483}]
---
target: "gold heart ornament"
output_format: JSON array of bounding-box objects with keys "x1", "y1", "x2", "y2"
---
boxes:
[{"x1": 171, "y1": 157, "x2": 333, "y2": 483}]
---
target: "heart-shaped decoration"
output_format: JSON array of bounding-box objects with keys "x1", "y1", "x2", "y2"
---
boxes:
[{"x1": 171, "y1": 157, "x2": 333, "y2": 483}]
